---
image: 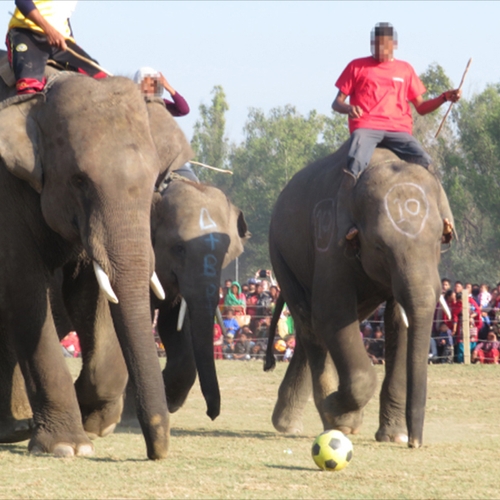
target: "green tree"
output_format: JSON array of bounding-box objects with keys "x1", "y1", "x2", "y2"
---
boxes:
[
  {"x1": 227, "y1": 105, "x2": 326, "y2": 276},
  {"x1": 191, "y1": 85, "x2": 229, "y2": 183}
]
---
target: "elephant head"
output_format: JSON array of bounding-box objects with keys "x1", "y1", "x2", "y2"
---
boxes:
[
  {"x1": 348, "y1": 149, "x2": 454, "y2": 446},
  {"x1": 151, "y1": 178, "x2": 249, "y2": 418},
  {"x1": 0, "y1": 74, "x2": 172, "y2": 459}
]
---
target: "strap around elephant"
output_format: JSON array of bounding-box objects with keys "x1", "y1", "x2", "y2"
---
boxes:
[{"x1": 0, "y1": 91, "x2": 45, "y2": 112}]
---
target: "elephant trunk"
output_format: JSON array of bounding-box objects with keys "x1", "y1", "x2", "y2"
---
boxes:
[
  {"x1": 394, "y1": 270, "x2": 440, "y2": 449},
  {"x1": 92, "y1": 209, "x2": 169, "y2": 460},
  {"x1": 185, "y1": 292, "x2": 221, "y2": 420}
]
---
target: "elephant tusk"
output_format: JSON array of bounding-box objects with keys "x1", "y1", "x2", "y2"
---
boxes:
[
  {"x1": 439, "y1": 295, "x2": 452, "y2": 320},
  {"x1": 93, "y1": 261, "x2": 119, "y2": 304},
  {"x1": 398, "y1": 304, "x2": 409, "y2": 328},
  {"x1": 177, "y1": 298, "x2": 187, "y2": 331},
  {"x1": 150, "y1": 272, "x2": 165, "y2": 300}
]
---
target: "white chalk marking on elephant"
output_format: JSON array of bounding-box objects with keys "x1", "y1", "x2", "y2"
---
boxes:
[
  {"x1": 398, "y1": 304, "x2": 409, "y2": 328},
  {"x1": 93, "y1": 261, "x2": 119, "y2": 304},
  {"x1": 150, "y1": 272, "x2": 165, "y2": 300},
  {"x1": 200, "y1": 208, "x2": 217, "y2": 230},
  {"x1": 313, "y1": 198, "x2": 335, "y2": 252},
  {"x1": 439, "y1": 295, "x2": 452, "y2": 320},
  {"x1": 384, "y1": 183, "x2": 429, "y2": 238},
  {"x1": 177, "y1": 298, "x2": 188, "y2": 331}
]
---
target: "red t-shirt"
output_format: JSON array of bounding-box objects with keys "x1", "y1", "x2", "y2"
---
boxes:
[{"x1": 335, "y1": 56, "x2": 426, "y2": 134}]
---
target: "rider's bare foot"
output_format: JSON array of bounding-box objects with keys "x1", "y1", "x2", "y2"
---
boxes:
[
  {"x1": 442, "y1": 218, "x2": 453, "y2": 243},
  {"x1": 346, "y1": 227, "x2": 359, "y2": 240}
]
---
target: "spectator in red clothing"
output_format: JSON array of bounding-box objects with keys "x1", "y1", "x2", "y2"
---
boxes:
[
  {"x1": 332, "y1": 22, "x2": 460, "y2": 240},
  {"x1": 60, "y1": 331, "x2": 81, "y2": 358},
  {"x1": 472, "y1": 330, "x2": 499, "y2": 364},
  {"x1": 213, "y1": 323, "x2": 223, "y2": 360},
  {"x1": 134, "y1": 67, "x2": 190, "y2": 117}
]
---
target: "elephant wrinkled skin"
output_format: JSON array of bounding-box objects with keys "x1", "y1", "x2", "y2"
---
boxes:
[
  {"x1": 0, "y1": 73, "x2": 176, "y2": 459},
  {"x1": 266, "y1": 142, "x2": 453, "y2": 448}
]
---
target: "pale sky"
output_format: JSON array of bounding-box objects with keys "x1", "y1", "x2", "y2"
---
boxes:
[{"x1": 0, "y1": 1, "x2": 497, "y2": 142}]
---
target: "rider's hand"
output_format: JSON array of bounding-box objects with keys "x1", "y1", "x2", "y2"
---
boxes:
[
  {"x1": 44, "y1": 25, "x2": 67, "y2": 50},
  {"x1": 444, "y1": 89, "x2": 461, "y2": 103},
  {"x1": 348, "y1": 105, "x2": 363, "y2": 119}
]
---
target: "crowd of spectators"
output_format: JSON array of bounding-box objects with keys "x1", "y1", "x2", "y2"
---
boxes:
[
  {"x1": 216, "y1": 270, "x2": 295, "y2": 362},
  {"x1": 359, "y1": 278, "x2": 500, "y2": 365},
  {"x1": 60, "y1": 273, "x2": 500, "y2": 367}
]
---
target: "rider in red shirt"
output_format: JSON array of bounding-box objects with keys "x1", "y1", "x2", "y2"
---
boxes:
[{"x1": 332, "y1": 23, "x2": 461, "y2": 241}]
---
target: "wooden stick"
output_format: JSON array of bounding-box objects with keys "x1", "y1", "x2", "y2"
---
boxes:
[
  {"x1": 434, "y1": 58, "x2": 472, "y2": 139},
  {"x1": 65, "y1": 47, "x2": 113, "y2": 76},
  {"x1": 190, "y1": 160, "x2": 234, "y2": 175}
]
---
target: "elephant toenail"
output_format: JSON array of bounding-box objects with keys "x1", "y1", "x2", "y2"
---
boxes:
[
  {"x1": 53, "y1": 444, "x2": 75, "y2": 458},
  {"x1": 76, "y1": 444, "x2": 94, "y2": 457}
]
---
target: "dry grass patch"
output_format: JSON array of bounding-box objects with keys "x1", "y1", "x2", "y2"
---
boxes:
[{"x1": 0, "y1": 361, "x2": 498, "y2": 499}]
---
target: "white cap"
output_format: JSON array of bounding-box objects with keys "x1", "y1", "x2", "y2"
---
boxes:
[{"x1": 133, "y1": 67, "x2": 160, "y2": 84}]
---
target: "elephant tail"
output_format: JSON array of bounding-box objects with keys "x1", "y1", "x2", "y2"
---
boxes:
[{"x1": 264, "y1": 294, "x2": 285, "y2": 372}]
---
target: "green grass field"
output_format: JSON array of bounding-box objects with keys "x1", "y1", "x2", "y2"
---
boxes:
[{"x1": 1, "y1": 360, "x2": 499, "y2": 499}]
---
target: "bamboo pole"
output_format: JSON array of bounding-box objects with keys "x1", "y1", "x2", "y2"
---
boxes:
[
  {"x1": 434, "y1": 58, "x2": 472, "y2": 139},
  {"x1": 65, "y1": 47, "x2": 113, "y2": 76}
]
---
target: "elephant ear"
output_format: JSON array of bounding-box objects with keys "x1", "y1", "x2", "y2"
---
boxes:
[
  {"x1": 0, "y1": 93, "x2": 44, "y2": 193},
  {"x1": 222, "y1": 204, "x2": 251, "y2": 268},
  {"x1": 145, "y1": 96, "x2": 194, "y2": 187}
]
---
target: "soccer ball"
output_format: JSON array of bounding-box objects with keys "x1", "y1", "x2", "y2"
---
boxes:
[{"x1": 311, "y1": 430, "x2": 353, "y2": 471}]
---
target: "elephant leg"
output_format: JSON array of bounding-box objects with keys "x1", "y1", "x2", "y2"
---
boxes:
[
  {"x1": 157, "y1": 301, "x2": 197, "y2": 413},
  {"x1": 375, "y1": 298, "x2": 408, "y2": 443},
  {"x1": 7, "y1": 286, "x2": 93, "y2": 457},
  {"x1": 61, "y1": 261, "x2": 128, "y2": 439},
  {"x1": 312, "y1": 267, "x2": 377, "y2": 434},
  {"x1": 0, "y1": 324, "x2": 33, "y2": 443},
  {"x1": 272, "y1": 327, "x2": 312, "y2": 434}
]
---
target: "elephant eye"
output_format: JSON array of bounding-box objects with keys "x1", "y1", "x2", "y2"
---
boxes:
[
  {"x1": 72, "y1": 174, "x2": 88, "y2": 188},
  {"x1": 172, "y1": 244, "x2": 185, "y2": 258}
]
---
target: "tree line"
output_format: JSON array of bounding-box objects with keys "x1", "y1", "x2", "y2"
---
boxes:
[{"x1": 190, "y1": 66, "x2": 500, "y2": 285}]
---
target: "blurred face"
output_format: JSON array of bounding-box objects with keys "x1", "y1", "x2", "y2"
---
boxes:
[
  {"x1": 465, "y1": 283, "x2": 472, "y2": 293},
  {"x1": 231, "y1": 285, "x2": 239, "y2": 295},
  {"x1": 373, "y1": 35, "x2": 394, "y2": 62},
  {"x1": 442, "y1": 280, "x2": 451, "y2": 293},
  {"x1": 140, "y1": 76, "x2": 160, "y2": 95},
  {"x1": 242, "y1": 285, "x2": 249, "y2": 294},
  {"x1": 256, "y1": 284, "x2": 263, "y2": 294},
  {"x1": 454, "y1": 283, "x2": 463, "y2": 294},
  {"x1": 249, "y1": 284, "x2": 256, "y2": 293}
]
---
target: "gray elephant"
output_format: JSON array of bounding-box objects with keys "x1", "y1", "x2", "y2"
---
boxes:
[
  {"x1": 264, "y1": 142, "x2": 453, "y2": 448},
  {"x1": 0, "y1": 68, "x2": 194, "y2": 459},
  {"x1": 147, "y1": 175, "x2": 249, "y2": 418}
]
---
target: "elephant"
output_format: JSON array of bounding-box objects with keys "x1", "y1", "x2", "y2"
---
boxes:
[
  {"x1": 138, "y1": 174, "x2": 249, "y2": 419},
  {"x1": 264, "y1": 142, "x2": 454, "y2": 448},
  {"x1": 0, "y1": 66, "x2": 193, "y2": 459}
]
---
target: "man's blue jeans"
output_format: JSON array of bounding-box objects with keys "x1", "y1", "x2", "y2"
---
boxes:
[{"x1": 347, "y1": 128, "x2": 432, "y2": 178}]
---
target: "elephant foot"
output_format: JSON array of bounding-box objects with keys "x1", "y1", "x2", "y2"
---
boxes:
[
  {"x1": 28, "y1": 426, "x2": 94, "y2": 457},
  {"x1": 323, "y1": 405, "x2": 364, "y2": 435},
  {"x1": 272, "y1": 402, "x2": 304, "y2": 434},
  {"x1": 81, "y1": 397, "x2": 123, "y2": 440},
  {"x1": 0, "y1": 417, "x2": 33, "y2": 443},
  {"x1": 375, "y1": 426, "x2": 408, "y2": 444}
]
